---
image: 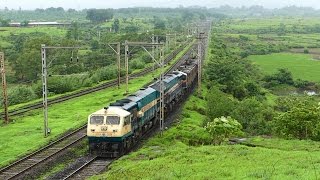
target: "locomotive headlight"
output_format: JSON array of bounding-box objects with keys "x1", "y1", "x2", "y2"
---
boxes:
[{"x1": 113, "y1": 129, "x2": 118, "y2": 133}]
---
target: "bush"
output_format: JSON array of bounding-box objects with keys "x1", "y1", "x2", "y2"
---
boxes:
[
  {"x1": 273, "y1": 99, "x2": 320, "y2": 140},
  {"x1": 205, "y1": 116, "x2": 243, "y2": 145},
  {"x1": 130, "y1": 59, "x2": 145, "y2": 69},
  {"x1": 90, "y1": 65, "x2": 117, "y2": 83},
  {"x1": 206, "y1": 87, "x2": 237, "y2": 124},
  {"x1": 263, "y1": 68, "x2": 294, "y2": 88},
  {"x1": 5, "y1": 86, "x2": 37, "y2": 105},
  {"x1": 231, "y1": 97, "x2": 271, "y2": 135}
]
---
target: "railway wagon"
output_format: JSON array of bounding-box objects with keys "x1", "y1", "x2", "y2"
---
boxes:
[{"x1": 87, "y1": 59, "x2": 198, "y2": 157}]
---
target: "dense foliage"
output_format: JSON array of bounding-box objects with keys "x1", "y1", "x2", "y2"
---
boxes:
[
  {"x1": 274, "y1": 97, "x2": 320, "y2": 140},
  {"x1": 205, "y1": 116, "x2": 243, "y2": 145}
]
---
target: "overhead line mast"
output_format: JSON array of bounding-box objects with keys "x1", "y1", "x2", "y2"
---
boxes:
[
  {"x1": 0, "y1": 52, "x2": 9, "y2": 124},
  {"x1": 41, "y1": 45, "x2": 80, "y2": 137}
]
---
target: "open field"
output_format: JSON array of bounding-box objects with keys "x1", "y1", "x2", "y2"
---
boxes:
[
  {"x1": 248, "y1": 53, "x2": 320, "y2": 82},
  {"x1": 92, "y1": 88, "x2": 320, "y2": 180},
  {"x1": 0, "y1": 42, "x2": 192, "y2": 168},
  {"x1": 0, "y1": 26, "x2": 67, "y2": 37}
]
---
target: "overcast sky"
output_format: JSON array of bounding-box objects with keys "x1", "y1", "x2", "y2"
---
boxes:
[{"x1": 0, "y1": 0, "x2": 319, "y2": 10}]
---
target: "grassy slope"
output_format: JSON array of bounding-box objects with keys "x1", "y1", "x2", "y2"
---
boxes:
[
  {"x1": 92, "y1": 90, "x2": 320, "y2": 180},
  {"x1": 0, "y1": 42, "x2": 192, "y2": 168},
  {"x1": 248, "y1": 53, "x2": 320, "y2": 82}
]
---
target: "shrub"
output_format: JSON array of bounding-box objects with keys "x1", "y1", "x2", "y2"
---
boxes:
[
  {"x1": 6, "y1": 86, "x2": 37, "y2": 105},
  {"x1": 231, "y1": 97, "x2": 271, "y2": 135},
  {"x1": 90, "y1": 65, "x2": 117, "y2": 83},
  {"x1": 205, "y1": 116, "x2": 243, "y2": 145},
  {"x1": 273, "y1": 99, "x2": 320, "y2": 140},
  {"x1": 130, "y1": 59, "x2": 145, "y2": 69},
  {"x1": 206, "y1": 87, "x2": 237, "y2": 124}
]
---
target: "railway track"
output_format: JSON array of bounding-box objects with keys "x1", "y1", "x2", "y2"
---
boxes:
[
  {"x1": 0, "y1": 42, "x2": 192, "y2": 118},
  {"x1": 0, "y1": 125, "x2": 87, "y2": 180},
  {"x1": 0, "y1": 42, "x2": 196, "y2": 180},
  {"x1": 50, "y1": 156, "x2": 112, "y2": 180}
]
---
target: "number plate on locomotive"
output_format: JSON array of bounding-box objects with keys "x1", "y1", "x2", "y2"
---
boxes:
[{"x1": 101, "y1": 126, "x2": 107, "y2": 131}]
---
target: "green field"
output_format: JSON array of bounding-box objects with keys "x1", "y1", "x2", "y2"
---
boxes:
[
  {"x1": 248, "y1": 53, "x2": 320, "y2": 82},
  {"x1": 92, "y1": 89, "x2": 320, "y2": 180},
  {"x1": 0, "y1": 27, "x2": 67, "y2": 37}
]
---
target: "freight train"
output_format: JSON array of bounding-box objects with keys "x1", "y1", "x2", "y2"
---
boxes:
[{"x1": 87, "y1": 58, "x2": 198, "y2": 157}]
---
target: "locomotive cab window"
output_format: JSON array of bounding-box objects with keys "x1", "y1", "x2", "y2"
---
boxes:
[
  {"x1": 106, "y1": 116, "x2": 120, "y2": 125},
  {"x1": 123, "y1": 116, "x2": 130, "y2": 126},
  {"x1": 90, "y1": 116, "x2": 104, "y2": 125}
]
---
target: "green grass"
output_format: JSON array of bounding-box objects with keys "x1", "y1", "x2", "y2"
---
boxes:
[
  {"x1": 91, "y1": 88, "x2": 320, "y2": 180},
  {"x1": 0, "y1": 42, "x2": 193, "y2": 168},
  {"x1": 0, "y1": 27, "x2": 67, "y2": 37},
  {"x1": 248, "y1": 53, "x2": 320, "y2": 82}
]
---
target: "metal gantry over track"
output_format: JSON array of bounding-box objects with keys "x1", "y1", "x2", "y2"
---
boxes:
[
  {"x1": 41, "y1": 45, "x2": 80, "y2": 137},
  {"x1": 123, "y1": 41, "x2": 166, "y2": 133}
]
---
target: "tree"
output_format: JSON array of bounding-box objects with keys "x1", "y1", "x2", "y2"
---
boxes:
[
  {"x1": 66, "y1": 21, "x2": 80, "y2": 40},
  {"x1": 20, "y1": 20, "x2": 29, "y2": 27},
  {"x1": 274, "y1": 99, "x2": 320, "y2": 140},
  {"x1": 206, "y1": 57, "x2": 259, "y2": 99},
  {"x1": 206, "y1": 87, "x2": 236, "y2": 122},
  {"x1": 263, "y1": 68, "x2": 294, "y2": 88},
  {"x1": 231, "y1": 98, "x2": 270, "y2": 134},
  {"x1": 0, "y1": 18, "x2": 10, "y2": 27},
  {"x1": 10, "y1": 36, "x2": 51, "y2": 82},
  {"x1": 153, "y1": 16, "x2": 166, "y2": 30},
  {"x1": 112, "y1": 18, "x2": 120, "y2": 33},
  {"x1": 86, "y1": 9, "x2": 114, "y2": 23},
  {"x1": 205, "y1": 116, "x2": 243, "y2": 145},
  {"x1": 277, "y1": 23, "x2": 286, "y2": 36}
]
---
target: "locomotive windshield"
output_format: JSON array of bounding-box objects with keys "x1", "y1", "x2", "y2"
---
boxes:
[
  {"x1": 106, "y1": 116, "x2": 120, "y2": 125},
  {"x1": 90, "y1": 116, "x2": 104, "y2": 125}
]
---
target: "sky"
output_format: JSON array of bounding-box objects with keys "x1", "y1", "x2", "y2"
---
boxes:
[{"x1": 0, "y1": 0, "x2": 319, "y2": 10}]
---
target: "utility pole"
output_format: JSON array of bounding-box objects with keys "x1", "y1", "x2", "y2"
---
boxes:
[
  {"x1": 0, "y1": 52, "x2": 9, "y2": 124},
  {"x1": 41, "y1": 45, "x2": 48, "y2": 137},
  {"x1": 107, "y1": 42, "x2": 121, "y2": 89},
  {"x1": 165, "y1": 34, "x2": 169, "y2": 52},
  {"x1": 41, "y1": 45, "x2": 80, "y2": 137},
  {"x1": 152, "y1": 34, "x2": 155, "y2": 77},
  {"x1": 197, "y1": 34, "x2": 202, "y2": 95},
  {"x1": 159, "y1": 47, "x2": 165, "y2": 135},
  {"x1": 124, "y1": 41, "x2": 129, "y2": 94}
]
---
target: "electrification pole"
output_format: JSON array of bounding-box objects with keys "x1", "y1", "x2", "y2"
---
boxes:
[
  {"x1": 197, "y1": 34, "x2": 202, "y2": 95},
  {"x1": 159, "y1": 47, "x2": 165, "y2": 135},
  {"x1": 0, "y1": 52, "x2": 9, "y2": 124},
  {"x1": 117, "y1": 42, "x2": 121, "y2": 89},
  {"x1": 41, "y1": 45, "x2": 80, "y2": 137},
  {"x1": 107, "y1": 42, "x2": 121, "y2": 89},
  {"x1": 124, "y1": 41, "x2": 129, "y2": 94},
  {"x1": 41, "y1": 45, "x2": 48, "y2": 137}
]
